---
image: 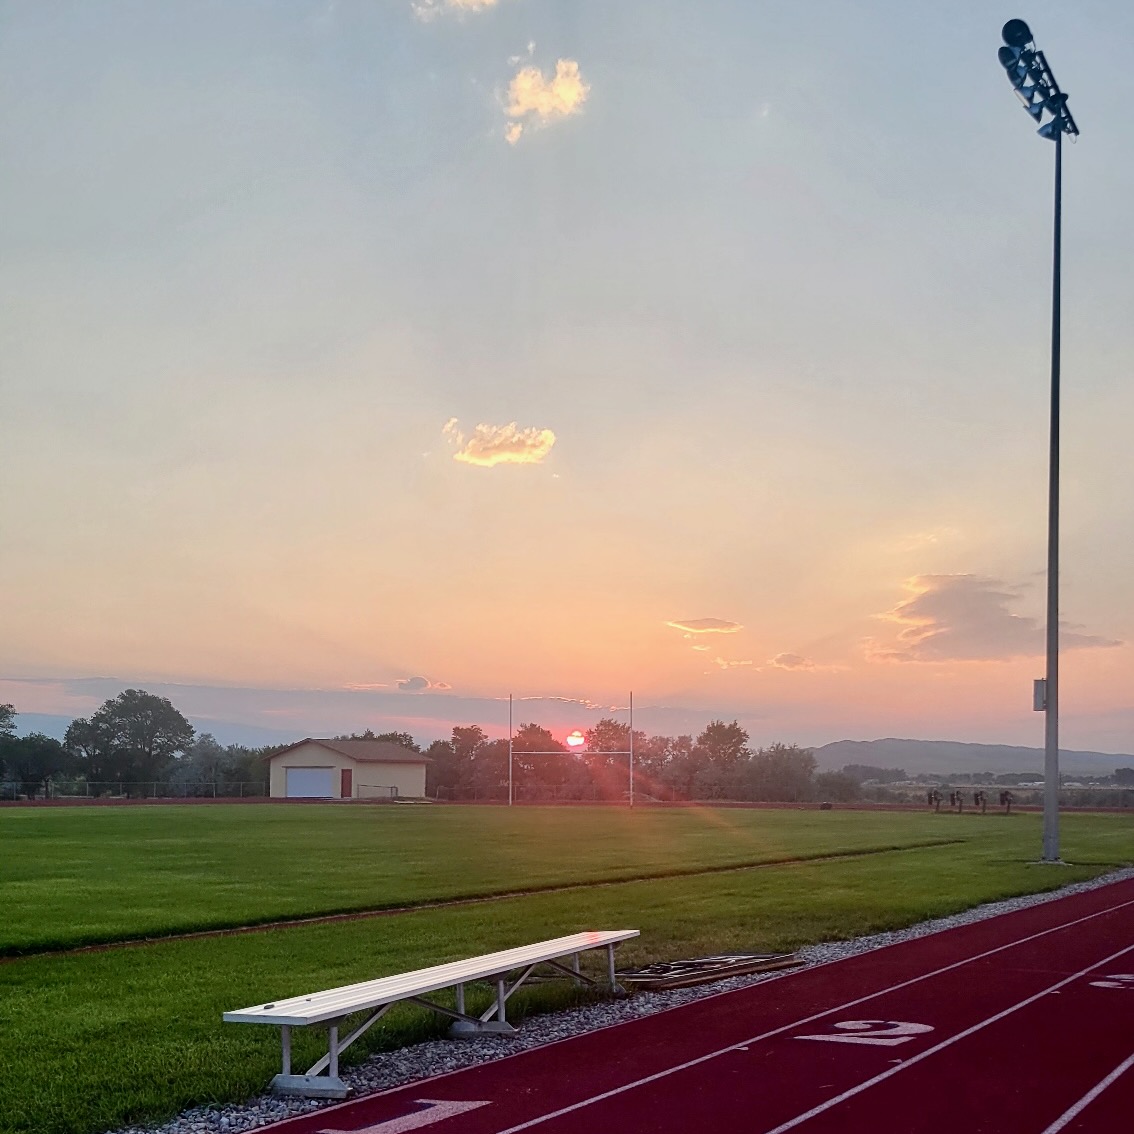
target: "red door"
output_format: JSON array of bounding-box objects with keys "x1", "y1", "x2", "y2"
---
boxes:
[{"x1": 340, "y1": 768, "x2": 353, "y2": 798}]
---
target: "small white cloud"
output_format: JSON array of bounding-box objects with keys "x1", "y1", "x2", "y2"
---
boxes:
[
  {"x1": 414, "y1": 0, "x2": 502, "y2": 21},
  {"x1": 504, "y1": 58, "x2": 589, "y2": 144},
  {"x1": 343, "y1": 683, "x2": 390, "y2": 691},
  {"x1": 666, "y1": 618, "x2": 743, "y2": 635},
  {"x1": 443, "y1": 418, "x2": 556, "y2": 467},
  {"x1": 711, "y1": 657, "x2": 754, "y2": 670}
]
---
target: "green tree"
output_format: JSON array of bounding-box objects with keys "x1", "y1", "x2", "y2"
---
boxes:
[
  {"x1": 814, "y1": 771, "x2": 862, "y2": 802},
  {"x1": 424, "y1": 739, "x2": 457, "y2": 798},
  {"x1": 449, "y1": 725, "x2": 488, "y2": 799},
  {"x1": 66, "y1": 689, "x2": 194, "y2": 785},
  {"x1": 332, "y1": 730, "x2": 421, "y2": 751},
  {"x1": 745, "y1": 743, "x2": 817, "y2": 802},
  {"x1": 64, "y1": 714, "x2": 119, "y2": 784},
  {"x1": 5, "y1": 734, "x2": 72, "y2": 796},
  {"x1": 512, "y1": 723, "x2": 571, "y2": 799},
  {"x1": 695, "y1": 720, "x2": 750, "y2": 768},
  {"x1": 0, "y1": 703, "x2": 15, "y2": 737}
]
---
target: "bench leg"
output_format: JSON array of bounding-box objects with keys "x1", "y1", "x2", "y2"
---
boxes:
[
  {"x1": 329, "y1": 1025, "x2": 339, "y2": 1079},
  {"x1": 572, "y1": 953, "x2": 581, "y2": 985},
  {"x1": 281, "y1": 1025, "x2": 291, "y2": 1077},
  {"x1": 496, "y1": 979, "x2": 507, "y2": 1023},
  {"x1": 456, "y1": 984, "x2": 465, "y2": 1015},
  {"x1": 607, "y1": 943, "x2": 626, "y2": 996}
]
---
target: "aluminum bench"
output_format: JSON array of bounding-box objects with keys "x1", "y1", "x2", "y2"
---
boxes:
[{"x1": 223, "y1": 929, "x2": 639, "y2": 1098}]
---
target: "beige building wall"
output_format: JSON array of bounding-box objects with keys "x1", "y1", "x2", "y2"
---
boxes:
[
  {"x1": 268, "y1": 742, "x2": 426, "y2": 799},
  {"x1": 354, "y1": 763, "x2": 426, "y2": 799}
]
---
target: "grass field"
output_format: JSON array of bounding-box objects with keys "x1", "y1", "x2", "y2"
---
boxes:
[
  {"x1": 0, "y1": 804, "x2": 1131, "y2": 1134},
  {"x1": 2, "y1": 803, "x2": 971, "y2": 954}
]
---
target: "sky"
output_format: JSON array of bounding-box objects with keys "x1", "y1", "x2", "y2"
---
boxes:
[{"x1": 2, "y1": 0, "x2": 1134, "y2": 752}]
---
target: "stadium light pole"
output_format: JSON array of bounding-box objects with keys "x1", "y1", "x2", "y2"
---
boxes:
[{"x1": 997, "y1": 19, "x2": 1079, "y2": 864}]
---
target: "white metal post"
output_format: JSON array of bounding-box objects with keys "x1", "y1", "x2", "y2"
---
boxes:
[
  {"x1": 628, "y1": 690, "x2": 634, "y2": 808},
  {"x1": 508, "y1": 693, "x2": 513, "y2": 807}
]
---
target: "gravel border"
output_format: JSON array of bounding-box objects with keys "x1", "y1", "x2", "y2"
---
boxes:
[{"x1": 112, "y1": 866, "x2": 1134, "y2": 1134}]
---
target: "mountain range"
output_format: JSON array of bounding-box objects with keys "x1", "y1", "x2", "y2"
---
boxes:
[{"x1": 814, "y1": 738, "x2": 1134, "y2": 777}]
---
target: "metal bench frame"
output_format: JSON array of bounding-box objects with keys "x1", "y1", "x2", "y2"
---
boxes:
[{"x1": 223, "y1": 930, "x2": 638, "y2": 1098}]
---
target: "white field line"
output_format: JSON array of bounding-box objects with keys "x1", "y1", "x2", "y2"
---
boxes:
[
  {"x1": 1039, "y1": 1049, "x2": 1134, "y2": 1134},
  {"x1": 758, "y1": 941, "x2": 1134, "y2": 1134},
  {"x1": 493, "y1": 894, "x2": 1134, "y2": 1134}
]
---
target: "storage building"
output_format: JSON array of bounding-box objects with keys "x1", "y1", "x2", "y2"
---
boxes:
[{"x1": 267, "y1": 739, "x2": 429, "y2": 800}]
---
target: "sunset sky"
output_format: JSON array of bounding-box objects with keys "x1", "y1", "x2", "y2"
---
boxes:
[{"x1": 3, "y1": 1, "x2": 1133, "y2": 752}]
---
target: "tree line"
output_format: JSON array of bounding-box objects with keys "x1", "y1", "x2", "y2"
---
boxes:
[
  {"x1": 408, "y1": 718, "x2": 858, "y2": 803},
  {"x1": 0, "y1": 693, "x2": 271, "y2": 798},
  {"x1": 1, "y1": 692, "x2": 862, "y2": 803}
]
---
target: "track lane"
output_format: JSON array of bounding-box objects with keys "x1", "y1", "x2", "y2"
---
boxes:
[{"x1": 261, "y1": 878, "x2": 1134, "y2": 1134}]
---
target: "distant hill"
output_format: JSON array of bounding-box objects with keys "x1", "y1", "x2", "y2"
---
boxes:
[{"x1": 814, "y1": 738, "x2": 1134, "y2": 777}]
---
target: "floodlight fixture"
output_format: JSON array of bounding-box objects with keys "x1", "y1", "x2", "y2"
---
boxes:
[
  {"x1": 998, "y1": 19, "x2": 1079, "y2": 139},
  {"x1": 995, "y1": 19, "x2": 1081, "y2": 864},
  {"x1": 1002, "y1": 18, "x2": 1033, "y2": 47}
]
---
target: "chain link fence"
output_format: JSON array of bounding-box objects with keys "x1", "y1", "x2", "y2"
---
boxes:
[{"x1": 31, "y1": 780, "x2": 270, "y2": 801}]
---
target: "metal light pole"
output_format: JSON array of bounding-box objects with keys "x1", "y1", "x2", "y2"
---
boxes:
[{"x1": 997, "y1": 19, "x2": 1079, "y2": 863}]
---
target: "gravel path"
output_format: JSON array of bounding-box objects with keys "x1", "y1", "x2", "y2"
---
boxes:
[{"x1": 111, "y1": 866, "x2": 1134, "y2": 1134}]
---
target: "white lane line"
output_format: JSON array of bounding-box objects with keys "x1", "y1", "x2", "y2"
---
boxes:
[
  {"x1": 492, "y1": 895, "x2": 1134, "y2": 1134},
  {"x1": 1039, "y1": 1050, "x2": 1134, "y2": 1134},
  {"x1": 758, "y1": 941, "x2": 1134, "y2": 1134}
]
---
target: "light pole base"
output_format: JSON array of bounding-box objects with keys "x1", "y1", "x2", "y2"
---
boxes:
[{"x1": 1028, "y1": 858, "x2": 1074, "y2": 867}]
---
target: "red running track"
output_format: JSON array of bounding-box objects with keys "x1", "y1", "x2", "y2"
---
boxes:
[{"x1": 261, "y1": 879, "x2": 1134, "y2": 1134}]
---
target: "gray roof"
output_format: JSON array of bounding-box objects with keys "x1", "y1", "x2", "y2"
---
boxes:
[{"x1": 271, "y1": 738, "x2": 430, "y2": 764}]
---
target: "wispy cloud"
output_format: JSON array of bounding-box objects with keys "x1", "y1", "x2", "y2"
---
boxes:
[
  {"x1": 710, "y1": 657, "x2": 754, "y2": 670},
  {"x1": 442, "y1": 418, "x2": 556, "y2": 467},
  {"x1": 766, "y1": 652, "x2": 815, "y2": 670},
  {"x1": 413, "y1": 0, "x2": 503, "y2": 21},
  {"x1": 505, "y1": 58, "x2": 589, "y2": 144},
  {"x1": 397, "y1": 675, "x2": 453, "y2": 692},
  {"x1": 666, "y1": 618, "x2": 742, "y2": 635},
  {"x1": 866, "y1": 574, "x2": 1122, "y2": 663}
]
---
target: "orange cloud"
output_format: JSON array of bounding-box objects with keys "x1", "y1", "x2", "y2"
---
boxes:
[
  {"x1": 442, "y1": 418, "x2": 556, "y2": 467},
  {"x1": 766, "y1": 652, "x2": 815, "y2": 670},
  {"x1": 505, "y1": 59, "x2": 589, "y2": 144}
]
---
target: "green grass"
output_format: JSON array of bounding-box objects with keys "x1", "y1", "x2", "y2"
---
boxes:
[
  {"x1": 2, "y1": 803, "x2": 972, "y2": 953},
  {"x1": 0, "y1": 807, "x2": 1129, "y2": 1134}
]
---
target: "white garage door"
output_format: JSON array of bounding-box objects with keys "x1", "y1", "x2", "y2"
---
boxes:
[{"x1": 285, "y1": 767, "x2": 335, "y2": 798}]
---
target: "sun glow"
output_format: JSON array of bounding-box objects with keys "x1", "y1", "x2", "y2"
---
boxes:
[{"x1": 565, "y1": 730, "x2": 586, "y2": 748}]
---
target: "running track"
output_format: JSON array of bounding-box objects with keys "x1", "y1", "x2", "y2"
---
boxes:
[{"x1": 261, "y1": 878, "x2": 1134, "y2": 1134}]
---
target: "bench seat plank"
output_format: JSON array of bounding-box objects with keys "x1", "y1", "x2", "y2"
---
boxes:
[{"x1": 223, "y1": 930, "x2": 638, "y2": 1027}]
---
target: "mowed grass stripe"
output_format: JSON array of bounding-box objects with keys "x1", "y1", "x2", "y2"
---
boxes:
[
  {"x1": 0, "y1": 811, "x2": 1130, "y2": 1134},
  {"x1": 3, "y1": 836, "x2": 966, "y2": 960},
  {"x1": 0, "y1": 804, "x2": 985, "y2": 953}
]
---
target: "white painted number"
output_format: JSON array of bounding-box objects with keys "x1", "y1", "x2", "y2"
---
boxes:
[
  {"x1": 320, "y1": 1099, "x2": 491, "y2": 1134},
  {"x1": 796, "y1": 1020, "x2": 935, "y2": 1047},
  {"x1": 1090, "y1": 973, "x2": 1134, "y2": 990}
]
